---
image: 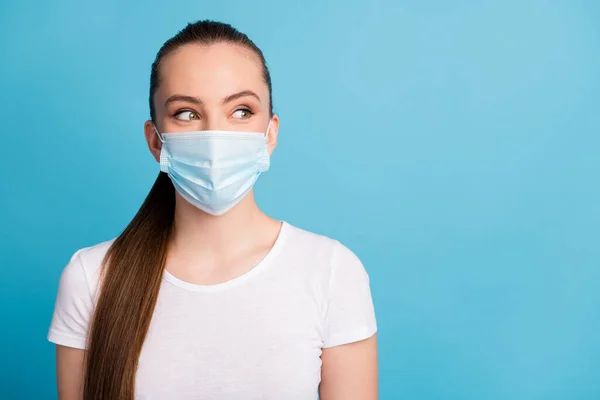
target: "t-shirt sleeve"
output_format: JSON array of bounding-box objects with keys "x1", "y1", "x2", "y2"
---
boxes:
[
  {"x1": 322, "y1": 241, "x2": 378, "y2": 348},
  {"x1": 47, "y1": 249, "x2": 93, "y2": 350}
]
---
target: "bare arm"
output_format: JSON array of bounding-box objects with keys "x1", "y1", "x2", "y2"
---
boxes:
[
  {"x1": 319, "y1": 334, "x2": 378, "y2": 400},
  {"x1": 55, "y1": 345, "x2": 85, "y2": 400}
]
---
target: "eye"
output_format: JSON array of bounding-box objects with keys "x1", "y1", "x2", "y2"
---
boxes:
[
  {"x1": 232, "y1": 108, "x2": 254, "y2": 119},
  {"x1": 174, "y1": 110, "x2": 200, "y2": 121}
]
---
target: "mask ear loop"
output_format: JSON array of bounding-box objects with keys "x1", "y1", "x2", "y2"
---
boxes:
[
  {"x1": 154, "y1": 125, "x2": 170, "y2": 173},
  {"x1": 257, "y1": 119, "x2": 273, "y2": 171},
  {"x1": 265, "y1": 119, "x2": 272, "y2": 143},
  {"x1": 154, "y1": 125, "x2": 165, "y2": 144}
]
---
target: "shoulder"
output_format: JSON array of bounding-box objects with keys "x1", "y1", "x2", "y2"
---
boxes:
[
  {"x1": 59, "y1": 238, "x2": 116, "y2": 296},
  {"x1": 281, "y1": 222, "x2": 365, "y2": 276},
  {"x1": 282, "y1": 223, "x2": 377, "y2": 348},
  {"x1": 76, "y1": 238, "x2": 116, "y2": 270},
  {"x1": 283, "y1": 222, "x2": 338, "y2": 257},
  {"x1": 48, "y1": 238, "x2": 116, "y2": 349}
]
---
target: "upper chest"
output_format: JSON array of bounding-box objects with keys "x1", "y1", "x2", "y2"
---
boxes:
[{"x1": 134, "y1": 278, "x2": 326, "y2": 400}]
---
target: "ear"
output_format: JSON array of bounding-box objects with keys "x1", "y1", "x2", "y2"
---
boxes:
[
  {"x1": 266, "y1": 114, "x2": 280, "y2": 156},
  {"x1": 144, "y1": 120, "x2": 162, "y2": 163}
]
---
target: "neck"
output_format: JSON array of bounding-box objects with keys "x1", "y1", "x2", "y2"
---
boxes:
[{"x1": 169, "y1": 190, "x2": 268, "y2": 254}]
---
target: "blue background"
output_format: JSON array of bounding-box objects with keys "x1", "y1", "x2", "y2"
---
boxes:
[{"x1": 1, "y1": 0, "x2": 599, "y2": 398}]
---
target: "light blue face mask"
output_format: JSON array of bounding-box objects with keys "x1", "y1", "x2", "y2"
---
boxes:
[{"x1": 154, "y1": 122, "x2": 271, "y2": 216}]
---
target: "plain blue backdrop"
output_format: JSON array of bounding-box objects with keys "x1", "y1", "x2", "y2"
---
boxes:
[{"x1": 1, "y1": 0, "x2": 599, "y2": 398}]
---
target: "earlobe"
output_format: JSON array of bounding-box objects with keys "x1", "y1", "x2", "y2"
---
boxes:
[{"x1": 267, "y1": 135, "x2": 277, "y2": 156}]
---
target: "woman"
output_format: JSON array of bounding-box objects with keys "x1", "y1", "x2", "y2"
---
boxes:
[{"x1": 48, "y1": 20, "x2": 378, "y2": 400}]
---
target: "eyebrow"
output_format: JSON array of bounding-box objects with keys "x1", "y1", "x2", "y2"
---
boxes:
[
  {"x1": 164, "y1": 90, "x2": 261, "y2": 108},
  {"x1": 164, "y1": 95, "x2": 202, "y2": 107},
  {"x1": 222, "y1": 90, "x2": 261, "y2": 104}
]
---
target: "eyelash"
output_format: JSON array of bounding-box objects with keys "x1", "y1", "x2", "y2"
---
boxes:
[
  {"x1": 172, "y1": 109, "x2": 199, "y2": 120},
  {"x1": 234, "y1": 107, "x2": 255, "y2": 118},
  {"x1": 172, "y1": 107, "x2": 255, "y2": 120}
]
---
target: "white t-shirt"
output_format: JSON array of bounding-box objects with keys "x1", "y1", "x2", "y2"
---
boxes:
[{"x1": 47, "y1": 221, "x2": 377, "y2": 399}]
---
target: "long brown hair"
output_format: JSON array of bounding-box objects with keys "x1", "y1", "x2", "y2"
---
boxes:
[{"x1": 83, "y1": 20, "x2": 273, "y2": 399}]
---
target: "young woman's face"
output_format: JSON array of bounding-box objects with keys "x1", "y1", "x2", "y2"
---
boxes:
[{"x1": 145, "y1": 42, "x2": 278, "y2": 160}]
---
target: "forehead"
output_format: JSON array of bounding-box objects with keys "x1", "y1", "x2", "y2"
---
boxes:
[{"x1": 157, "y1": 42, "x2": 267, "y2": 102}]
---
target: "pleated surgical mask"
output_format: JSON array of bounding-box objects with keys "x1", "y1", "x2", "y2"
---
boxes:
[{"x1": 154, "y1": 122, "x2": 271, "y2": 216}]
